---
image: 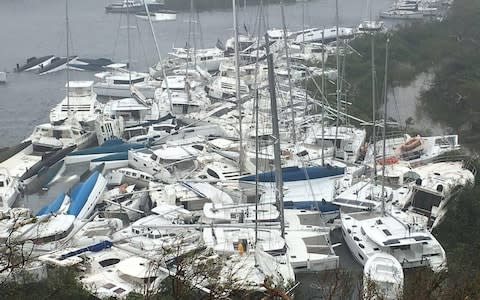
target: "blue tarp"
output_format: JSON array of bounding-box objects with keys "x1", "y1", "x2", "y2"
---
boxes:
[
  {"x1": 240, "y1": 165, "x2": 345, "y2": 182},
  {"x1": 66, "y1": 171, "x2": 99, "y2": 216},
  {"x1": 36, "y1": 192, "x2": 65, "y2": 216},
  {"x1": 59, "y1": 240, "x2": 113, "y2": 260}
]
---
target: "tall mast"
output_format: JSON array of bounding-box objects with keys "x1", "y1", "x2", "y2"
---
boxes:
[
  {"x1": 280, "y1": 1, "x2": 297, "y2": 145},
  {"x1": 371, "y1": 33, "x2": 377, "y2": 185},
  {"x1": 143, "y1": 2, "x2": 173, "y2": 112},
  {"x1": 321, "y1": 29, "x2": 326, "y2": 166},
  {"x1": 333, "y1": 0, "x2": 340, "y2": 159},
  {"x1": 232, "y1": 0, "x2": 244, "y2": 172},
  {"x1": 65, "y1": 0, "x2": 70, "y2": 115},
  {"x1": 381, "y1": 38, "x2": 390, "y2": 216},
  {"x1": 254, "y1": 0, "x2": 264, "y2": 248},
  {"x1": 126, "y1": 0, "x2": 132, "y2": 90},
  {"x1": 265, "y1": 34, "x2": 285, "y2": 238}
]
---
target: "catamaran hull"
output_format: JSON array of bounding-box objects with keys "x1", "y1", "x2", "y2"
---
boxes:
[{"x1": 24, "y1": 56, "x2": 57, "y2": 72}]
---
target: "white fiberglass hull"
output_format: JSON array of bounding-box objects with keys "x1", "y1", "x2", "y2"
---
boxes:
[
  {"x1": 136, "y1": 12, "x2": 176, "y2": 21},
  {"x1": 93, "y1": 83, "x2": 156, "y2": 99}
]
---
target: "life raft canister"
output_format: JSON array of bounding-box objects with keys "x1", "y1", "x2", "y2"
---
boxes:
[
  {"x1": 400, "y1": 135, "x2": 422, "y2": 152},
  {"x1": 376, "y1": 156, "x2": 399, "y2": 165}
]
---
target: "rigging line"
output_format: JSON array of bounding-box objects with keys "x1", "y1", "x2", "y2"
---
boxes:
[
  {"x1": 390, "y1": 82, "x2": 402, "y2": 129},
  {"x1": 196, "y1": 9, "x2": 205, "y2": 49},
  {"x1": 134, "y1": 16, "x2": 149, "y2": 69},
  {"x1": 280, "y1": 1, "x2": 297, "y2": 146},
  {"x1": 112, "y1": 13, "x2": 123, "y2": 60}
]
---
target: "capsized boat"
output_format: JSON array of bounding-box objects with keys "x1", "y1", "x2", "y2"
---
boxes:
[{"x1": 15, "y1": 55, "x2": 56, "y2": 72}]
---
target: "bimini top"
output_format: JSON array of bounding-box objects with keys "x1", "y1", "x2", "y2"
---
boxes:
[{"x1": 240, "y1": 165, "x2": 345, "y2": 183}]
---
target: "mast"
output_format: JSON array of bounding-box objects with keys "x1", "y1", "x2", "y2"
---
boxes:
[
  {"x1": 381, "y1": 38, "x2": 390, "y2": 216},
  {"x1": 371, "y1": 33, "x2": 377, "y2": 185},
  {"x1": 280, "y1": 1, "x2": 297, "y2": 145},
  {"x1": 126, "y1": 0, "x2": 132, "y2": 89},
  {"x1": 232, "y1": 0, "x2": 244, "y2": 172},
  {"x1": 253, "y1": 0, "x2": 264, "y2": 248},
  {"x1": 143, "y1": 2, "x2": 173, "y2": 112},
  {"x1": 333, "y1": 0, "x2": 340, "y2": 159},
  {"x1": 321, "y1": 29, "x2": 325, "y2": 166},
  {"x1": 265, "y1": 34, "x2": 285, "y2": 238},
  {"x1": 65, "y1": 0, "x2": 70, "y2": 116}
]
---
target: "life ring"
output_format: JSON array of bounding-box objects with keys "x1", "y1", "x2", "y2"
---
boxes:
[
  {"x1": 376, "y1": 156, "x2": 399, "y2": 165},
  {"x1": 400, "y1": 136, "x2": 422, "y2": 152}
]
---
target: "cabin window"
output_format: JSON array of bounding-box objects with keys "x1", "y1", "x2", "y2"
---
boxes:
[
  {"x1": 359, "y1": 243, "x2": 365, "y2": 249},
  {"x1": 103, "y1": 283, "x2": 116, "y2": 289},
  {"x1": 99, "y1": 258, "x2": 121, "y2": 267},
  {"x1": 382, "y1": 229, "x2": 392, "y2": 236},
  {"x1": 192, "y1": 145, "x2": 204, "y2": 151},
  {"x1": 113, "y1": 78, "x2": 144, "y2": 85},
  {"x1": 391, "y1": 245, "x2": 411, "y2": 251},
  {"x1": 206, "y1": 169, "x2": 220, "y2": 179},
  {"x1": 113, "y1": 287, "x2": 126, "y2": 294},
  {"x1": 358, "y1": 253, "x2": 364, "y2": 261},
  {"x1": 297, "y1": 150, "x2": 308, "y2": 157},
  {"x1": 0, "y1": 182, "x2": 4, "y2": 188}
]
